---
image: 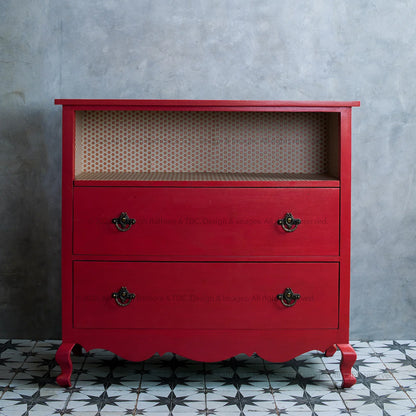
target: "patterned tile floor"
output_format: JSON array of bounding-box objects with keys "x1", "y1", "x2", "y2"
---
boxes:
[{"x1": 0, "y1": 340, "x2": 416, "y2": 415}]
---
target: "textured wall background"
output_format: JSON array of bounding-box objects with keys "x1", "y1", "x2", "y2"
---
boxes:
[{"x1": 1, "y1": 0, "x2": 415, "y2": 340}]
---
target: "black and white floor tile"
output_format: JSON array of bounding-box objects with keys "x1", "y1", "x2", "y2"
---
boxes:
[{"x1": 1, "y1": 339, "x2": 416, "y2": 415}]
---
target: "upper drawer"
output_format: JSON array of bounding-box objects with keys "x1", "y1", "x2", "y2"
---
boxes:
[{"x1": 73, "y1": 187, "x2": 339, "y2": 257}]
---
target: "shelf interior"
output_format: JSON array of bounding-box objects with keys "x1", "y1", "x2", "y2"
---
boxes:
[{"x1": 75, "y1": 110, "x2": 340, "y2": 179}]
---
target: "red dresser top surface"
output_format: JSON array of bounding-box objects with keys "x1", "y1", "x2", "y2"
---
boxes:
[{"x1": 55, "y1": 99, "x2": 360, "y2": 108}]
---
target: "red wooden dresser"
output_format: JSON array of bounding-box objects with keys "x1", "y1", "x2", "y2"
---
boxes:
[{"x1": 55, "y1": 99, "x2": 359, "y2": 388}]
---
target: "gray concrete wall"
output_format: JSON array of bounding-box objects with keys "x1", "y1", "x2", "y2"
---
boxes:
[{"x1": 1, "y1": 0, "x2": 415, "y2": 340}]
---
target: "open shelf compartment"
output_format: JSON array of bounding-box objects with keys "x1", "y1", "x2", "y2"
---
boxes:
[{"x1": 74, "y1": 110, "x2": 340, "y2": 183}]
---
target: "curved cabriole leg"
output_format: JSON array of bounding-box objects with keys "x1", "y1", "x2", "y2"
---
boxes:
[
  {"x1": 325, "y1": 344, "x2": 337, "y2": 357},
  {"x1": 56, "y1": 342, "x2": 75, "y2": 387},
  {"x1": 337, "y1": 343, "x2": 357, "y2": 388}
]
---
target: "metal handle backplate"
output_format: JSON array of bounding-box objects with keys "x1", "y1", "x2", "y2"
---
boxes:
[
  {"x1": 277, "y1": 213, "x2": 301, "y2": 232},
  {"x1": 112, "y1": 212, "x2": 136, "y2": 232},
  {"x1": 112, "y1": 286, "x2": 136, "y2": 307},
  {"x1": 277, "y1": 287, "x2": 301, "y2": 307}
]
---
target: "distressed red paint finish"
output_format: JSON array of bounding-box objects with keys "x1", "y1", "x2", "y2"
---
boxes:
[{"x1": 55, "y1": 99, "x2": 359, "y2": 388}]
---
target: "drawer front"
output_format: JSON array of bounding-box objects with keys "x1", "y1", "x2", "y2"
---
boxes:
[
  {"x1": 73, "y1": 262, "x2": 339, "y2": 330},
  {"x1": 73, "y1": 187, "x2": 339, "y2": 256}
]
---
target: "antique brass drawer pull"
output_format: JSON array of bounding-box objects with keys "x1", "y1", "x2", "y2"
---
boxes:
[
  {"x1": 112, "y1": 286, "x2": 136, "y2": 307},
  {"x1": 277, "y1": 213, "x2": 301, "y2": 232},
  {"x1": 277, "y1": 288, "x2": 301, "y2": 307},
  {"x1": 112, "y1": 212, "x2": 136, "y2": 232}
]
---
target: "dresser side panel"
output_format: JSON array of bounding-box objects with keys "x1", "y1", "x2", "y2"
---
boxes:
[
  {"x1": 61, "y1": 107, "x2": 75, "y2": 338},
  {"x1": 339, "y1": 108, "x2": 352, "y2": 336}
]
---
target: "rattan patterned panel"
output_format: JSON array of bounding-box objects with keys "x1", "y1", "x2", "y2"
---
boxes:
[{"x1": 77, "y1": 111, "x2": 330, "y2": 174}]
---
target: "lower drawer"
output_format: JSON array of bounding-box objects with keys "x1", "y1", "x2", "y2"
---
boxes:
[{"x1": 73, "y1": 262, "x2": 339, "y2": 330}]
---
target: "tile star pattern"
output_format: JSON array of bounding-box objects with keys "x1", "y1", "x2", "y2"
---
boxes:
[
  {"x1": 0, "y1": 339, "x2": 415, "y2": 415},
  {"x1": 84, "y1": 390, "x2": 131, "y2": 412}
]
